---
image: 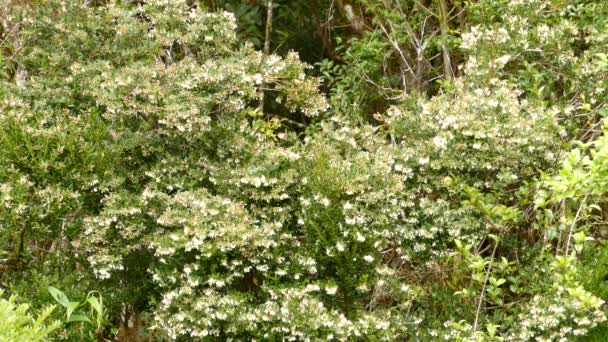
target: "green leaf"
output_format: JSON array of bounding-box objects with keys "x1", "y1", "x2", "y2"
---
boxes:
[
  {"x1": 67, "y1": 313, "x2": 92, "y2": 324},
  {"x1": 573, "y1": 231, "x2": 587, "y2": 244},
  {"x1": 48, "y1": 287, "x2": 70, "y2": 308},
  {"x1": 66, "y1": 302, "x2": 81, "y2": 320},
  {"x1": 488, "y1": 234, "x2": 500, "y2": 242},
  {"x1": 86, "y1": 294, "x2": 106, "y2": 330}
]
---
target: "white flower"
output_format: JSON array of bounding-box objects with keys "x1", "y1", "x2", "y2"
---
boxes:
[
  {"x1": 495, "y1": 55, "x2": 511, "y2": 67},
  {"x1": 320, "y1": 197, "x2": 330, "y2": 207},
  {"x1": 305, "y1": 284, "x2": 320, "y2": 292},
  {"x1": 418, "y1": 157, "x2": 430, "y2": 165},
  {"x1": 336, "y1": 242, "x2": 345, "y2": 252},
  {"x1": 363, "y1": 255, "x2": 374, "y2": 263},
  {"x1": 356, "y1": 232, "x2": 366, "y2": 242},
  {"x1": 432, "y1": 135, "x2": 447, "y2": 149},
  {"x1": 325, "y1": 286, "x2": 338, "y2": 295}
]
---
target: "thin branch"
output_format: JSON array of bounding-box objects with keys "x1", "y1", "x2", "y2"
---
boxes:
[
  {"x1": 473, "y1": 238, "x2": 499, "y2": 333},
  {"x1": 259, "y1": 0, "x2": 273, "y2": 113},
  {"x1": 377, "y1": 21, "x2": 415, "y2": 92},
  {"x1": 565, "y1": 195, "x2": 588, "y2": 255},
  {"x1": 438, "y1": 0, "x2": 453, "y2": 80}
]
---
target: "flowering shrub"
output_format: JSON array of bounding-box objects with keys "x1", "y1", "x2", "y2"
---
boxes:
[{"x1": 1, "y1": 0, "x2": 608, "y2": 341}]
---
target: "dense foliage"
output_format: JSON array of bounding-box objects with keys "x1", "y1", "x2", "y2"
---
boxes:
[
  {"x1": 1, "y1": 0, "x2": 608, "y2": 341},
  {"x1": 0, "y1": 291, "x2": 58, "y2": 342}
]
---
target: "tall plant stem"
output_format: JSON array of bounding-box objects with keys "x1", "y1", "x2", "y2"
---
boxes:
[
  {"x1": 259, "y1": 0, "x2": 273, "y2": 113},
  {"x1": 473, "y1": 238, "x2": 499, "y2": 333},
  {"x1": 438, "y1": 0, "x2": 453, "y2": 80}
]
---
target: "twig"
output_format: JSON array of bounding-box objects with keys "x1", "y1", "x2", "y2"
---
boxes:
[
  {"x1": 473, "y1": 238, "x2": 499, "y2": 333},
  {"x1": 377, "y1": 21, "x2": 414, "y2": 92},
  {"x1": 565, "y1": 195, "x2": 588, "y2": 255}
]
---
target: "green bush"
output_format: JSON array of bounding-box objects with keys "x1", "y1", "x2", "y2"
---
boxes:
[{"x1": 0, "y1": 291, "x2": 59, "y2": 342}]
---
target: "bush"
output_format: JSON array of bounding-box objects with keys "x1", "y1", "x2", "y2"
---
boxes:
[
  {"x1": 0, "y1": 291, "x2": 59, "y2": 342},
  {"x1": 1, "y1": 0, "x2": 608, "y2": 340}
]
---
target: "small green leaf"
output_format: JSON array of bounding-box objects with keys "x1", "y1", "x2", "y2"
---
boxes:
[
  {"x1": 66, "y1": 302, "x2": 81, "y2": 320},
  {"x1": 67, "y1": 313, "x2": 92, "y2": 323},
  {"x1": 48, "y1": 287, "x2": 70, "y2": 308}
]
